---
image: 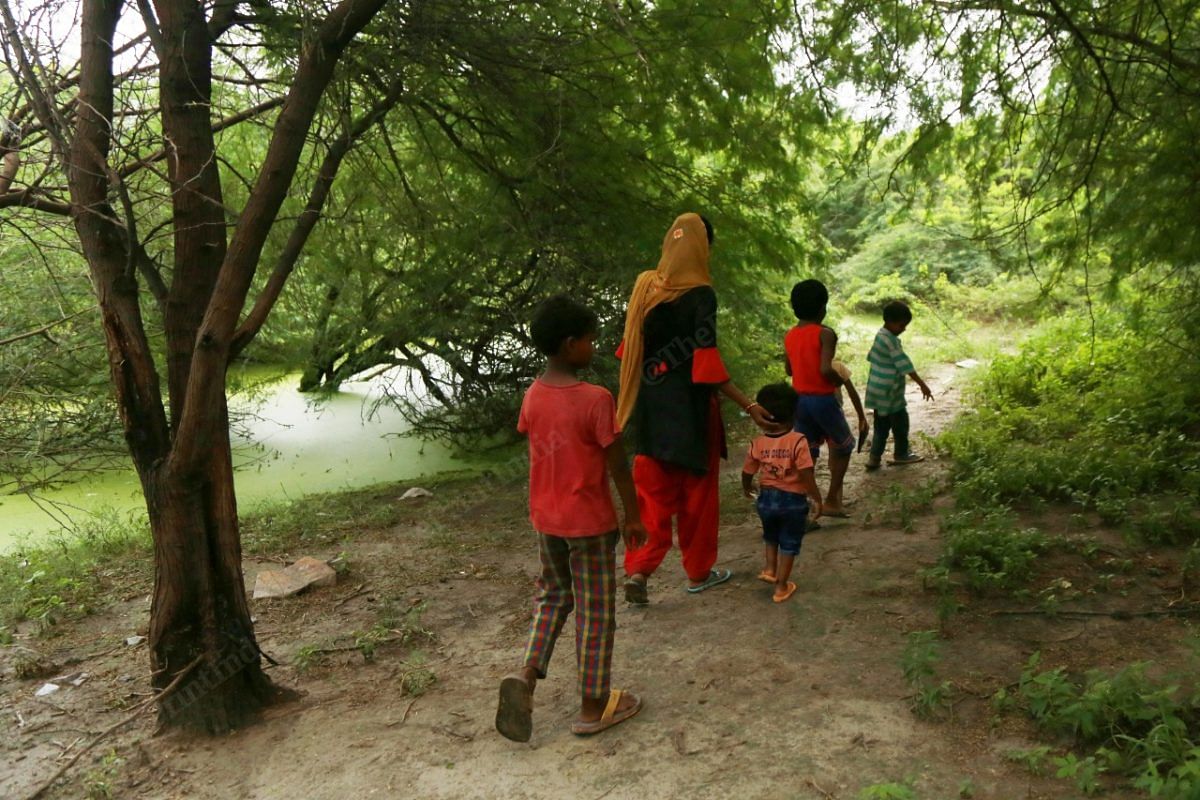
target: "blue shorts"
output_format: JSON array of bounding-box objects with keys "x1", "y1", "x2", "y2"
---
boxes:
[
  {"x1": 756, "y1": 487, "x2": 809, "y2": 556},
  {"x1": 794, "y1": 393, "x2": 855, "y2": 458}
]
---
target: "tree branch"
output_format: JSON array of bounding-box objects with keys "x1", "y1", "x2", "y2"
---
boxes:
[
  {"x1": 0, "y1": 308, "x2": 93, "y2": 347},
  {"x1": 169, "y1": 0, "x2": 387, "y2": 476},
  {"x1": 230, "y1": 79, "x2": 404, "y2": 360},
  {"x1": 116, "y1": 95, "x2": 284, "y2": 179},
  {"x1": 0, "y1": 189, "x2": 72, "y2": 215}
]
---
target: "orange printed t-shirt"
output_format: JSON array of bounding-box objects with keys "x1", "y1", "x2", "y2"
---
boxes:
[
  {"x1": 517, "y1": 379, "x2": 619, "y2": 537},
  {"x1": 743, "y1": 430, "x2": 814, "y2": 495},
  {"x1": 785, "y1": 324, "x2": 836, "y2": 395}
]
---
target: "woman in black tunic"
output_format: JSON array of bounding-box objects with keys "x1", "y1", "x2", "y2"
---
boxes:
[{"x1": 616, "y1": 213, "x2": 772, "y2": 604}]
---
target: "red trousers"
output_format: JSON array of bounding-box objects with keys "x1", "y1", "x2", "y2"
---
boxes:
[{"x1": 623, "y1": 453, "x2": 720, "y2": 583}]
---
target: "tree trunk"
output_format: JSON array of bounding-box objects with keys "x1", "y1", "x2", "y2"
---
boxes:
[
  {"x1": 299, "y1": 281, "x2": 345, "y2": 392},
  {"x1": 143, "y1": 397, "x2": 279, "y2": 732},
  {"x1": 59, "y1": 0, "x2": 387, "y2": 732}
]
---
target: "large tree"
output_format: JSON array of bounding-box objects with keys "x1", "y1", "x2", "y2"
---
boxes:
[
  {"x1": 281, "y1": 1, "x2": 818, "y2": 439},
  {"x1": 0, "y1": 0, "x2": 393, "y2": 730}
]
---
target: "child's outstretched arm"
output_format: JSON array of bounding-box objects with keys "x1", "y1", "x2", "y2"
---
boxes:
[
  {"x1": 908, "y1": 370, "x2": 934, "y2": 401},
  {"x1": 844, "y1": 377, "x2": 869, "y2": 435},
  {"x1": 799, "y1": 466, "x2": 823, "y2": 520},
  {"x1": 605, "y1": 436, "x2": 647, "y2": 550}
]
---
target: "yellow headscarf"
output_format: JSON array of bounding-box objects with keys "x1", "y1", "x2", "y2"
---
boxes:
[{"x1": 616, "y1": 212, "x2": 712, "y2": 429}]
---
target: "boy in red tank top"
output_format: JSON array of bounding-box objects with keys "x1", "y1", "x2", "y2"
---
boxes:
[
  {"x1": 783, "y1": 279, "x2": 864, "y2": 517},
  {"x1": 495, "y1": 295, "x2": 647, "y2": 743}
]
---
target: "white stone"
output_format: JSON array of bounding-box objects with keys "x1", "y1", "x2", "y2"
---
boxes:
[
  {"x1": 401, "y1": 487, "x2": 433, "y2": 499},
  {"x1": 286, "y1": 556, "x2": 337, "y2": 589},
  {"x1": 252, "y1": 569, "x2": 308, "y2": 599},
  {"x1": 252, "y1": 556, "x2": 337, "y2": 599},
  {"x1": 34, "y1": 683, "x2": 59, "y2": 697}
]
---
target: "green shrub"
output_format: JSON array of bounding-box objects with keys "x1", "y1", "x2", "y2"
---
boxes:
[
  {"x1": 939, "y1": 301, "x2": 1200, "y2": 543},
  {"x1": 902, "y1": 630, "x2": 952, "y2": 718},
  {"x1": 1011, "y1": 653, "x2": 1200, "y2": 799},
  {"x1": 0, "y1": 511, "x2": 151, "y2": 630},
  {"x1": 939, "y1": 507, "x2": 1050, "y2": 592}
]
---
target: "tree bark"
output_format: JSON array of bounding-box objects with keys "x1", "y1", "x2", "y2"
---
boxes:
[
  {"x1": 59, "y1": 0, "x2": 388, "y2": 732},
  {"x1": 143, "y1": 401, "x2": 279, "y2": 731}
]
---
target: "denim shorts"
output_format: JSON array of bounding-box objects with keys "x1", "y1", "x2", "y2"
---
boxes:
[
  {"x1": 756, "y1": 487, "x2": 809, "y2": 556},
  {"x1": 794, "y1": 393, "x2": 855, "y2": 457}
]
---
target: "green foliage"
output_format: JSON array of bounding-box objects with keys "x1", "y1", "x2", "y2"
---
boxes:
[
  {"x1": 901, "y1": 630, "x2": 952, "y2": 719},
  {"x1": 1010, "y1": 653, "x2": 1200, "y2": 799},
  {"x1": 240, "y1": 487, "x2": 409, "y2": 554},
  {"x1": 867, "y1": 479, "x2": 940, "y2": 533},
  {"x1": 939, "y1": 508, "x2": 1050, "y2": 593},
  {"x1": 83, "y1": 751, "x2": 124, "y2": 800},
  {"x1": 0, "y1": 241, "x2": 123, "y2": 491},
  {"x1": 940, "y1": 296, "x2": 1200, "y2": 545},
  {"x1": 1004, "y1": 745, "x2": 1052, "y2": 776},
  {"x1": 270, "y1": 0, "x2": 819, "y2": 441},
  {"x1": 294, "y1": 600, "x2": 433, "y2": 673},
  {"x1": 397, "y1": 653, "x2": 437, "y2": 697},
  {"x1": 804, "y1": 0, "x2": 1200, "y2": 284},
  {"x1": 0, "y1": 512, "x2": 151, "y2": 630},
  {"x1": 857, "y1": 779, "x2": 918, "y2": 800}
]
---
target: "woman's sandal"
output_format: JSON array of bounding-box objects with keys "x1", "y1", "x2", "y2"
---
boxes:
[
  {"x1": 495, "y1": 673, "x2": 534, "y2": 742},
  {"x1": 624, "y1": 577, "x2": 649, "y2": 605},
  {"x1": 685, "y1": 568, "x2": 733, "y2": 594},
  {"x1": 570, "y1": 689, "x2": 644, "y2": 736},
  {"x1": 757, "y1": 570, "x2": 777, "y2": 584}
]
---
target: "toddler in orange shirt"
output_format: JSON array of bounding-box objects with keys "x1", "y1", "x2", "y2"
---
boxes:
[{"x1": 742, "y1": 383, "x2": 823, "y2": 602}]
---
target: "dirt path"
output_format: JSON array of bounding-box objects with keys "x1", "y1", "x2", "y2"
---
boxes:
[{"x1": 5, "y1": 362, "x2": 1184, "y2": 799}]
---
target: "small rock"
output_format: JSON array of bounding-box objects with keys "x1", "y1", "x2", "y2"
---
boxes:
[
  {"x1": 401, "y1": 487, "x2": 433, "y2": 500},
  {"x1": 252, "y1": 569, "x2": 308, "y2": 600},
  {"x1": 34, "y1": 683, "x2": 60, "y2": 697},
  {"x1": 70, "y1": 673, "x2": 89, "y2": 687},
  {"x1": 252, "y1": 556, "x2": 337, "y2": 599},
  {"x1": 955, "y1": 358, "x2": 981, "y2": 369},
  {"x1": 126, "y1": 635, "x2": 146, "y2": 647},
  {"x1": 286, "y1": 556, "x2": 337, "y2": 589}
]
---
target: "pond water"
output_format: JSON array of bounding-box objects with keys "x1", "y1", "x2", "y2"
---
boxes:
[{"x1": 0, "y1": 369, "x2": 474, "y2": 552}]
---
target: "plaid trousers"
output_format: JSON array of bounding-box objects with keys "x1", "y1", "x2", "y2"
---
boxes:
[{"x1": 523, "y1": 530, "x2": 618, "y2": 699}]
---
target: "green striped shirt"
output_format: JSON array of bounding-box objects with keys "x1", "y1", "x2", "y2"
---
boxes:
[{"x1": 865, "y1": 327, "x2": 914, "y2": 414}]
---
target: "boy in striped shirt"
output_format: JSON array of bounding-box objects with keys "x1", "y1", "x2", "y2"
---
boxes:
[{"x1": 864, "y1": 301, "x2": 933, "y2": 469}]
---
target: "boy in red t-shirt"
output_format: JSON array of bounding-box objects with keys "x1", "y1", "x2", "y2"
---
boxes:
[
  {"x1": 495, "y1": 295, "x2": 647, "y2": 742},
  {"x1": 742, "y1": 384, "x2": 823, "y2": 603}
]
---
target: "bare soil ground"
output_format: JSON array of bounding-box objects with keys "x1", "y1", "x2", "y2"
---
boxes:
[{"x1": 2, "y1": 363, "x2": 1195, "y2": 799}]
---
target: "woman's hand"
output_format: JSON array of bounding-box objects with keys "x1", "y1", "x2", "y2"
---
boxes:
[
  {"x1": 623, "y1": 519, "x2": 648, "y2": 551},
  {"x1": 747, "y1": 403, "x2": 776, "y2": 430}
]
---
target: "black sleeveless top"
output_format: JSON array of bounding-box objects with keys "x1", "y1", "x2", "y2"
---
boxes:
[{"x1": 632, "y1": 286, "x2": 727, "y2": 473}]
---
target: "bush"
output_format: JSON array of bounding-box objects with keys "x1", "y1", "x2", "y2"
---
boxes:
[
  {"x1": 940, "y1": 507, "x2": 1051, "y2": 592},
  {"x1": 939, "y1": 301, "x2": 1200, "y2": 541},
  {"x1": 1012, "y1": 653, "x2": 1200, "y2": 799}
]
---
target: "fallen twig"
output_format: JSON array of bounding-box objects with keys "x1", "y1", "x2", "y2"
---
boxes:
[
  {"x1": 991, "y1": 606, "x2": 1200, "y2": 620},
  {"x1": 23, "y1": 655, "x2": 203, "y2": 800},
  {"x1": 804, "y1": 777, "x2": 837, "y2": 799},
  {"x1": 333, "y1": 584, "x2": 370, "y2": 609},
  {"x1": 386, "y1": 698, "x2": 419, "y2": 727},
  {"x1": 431, "y1": 725, "x2": 473, "y2": 742}
]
